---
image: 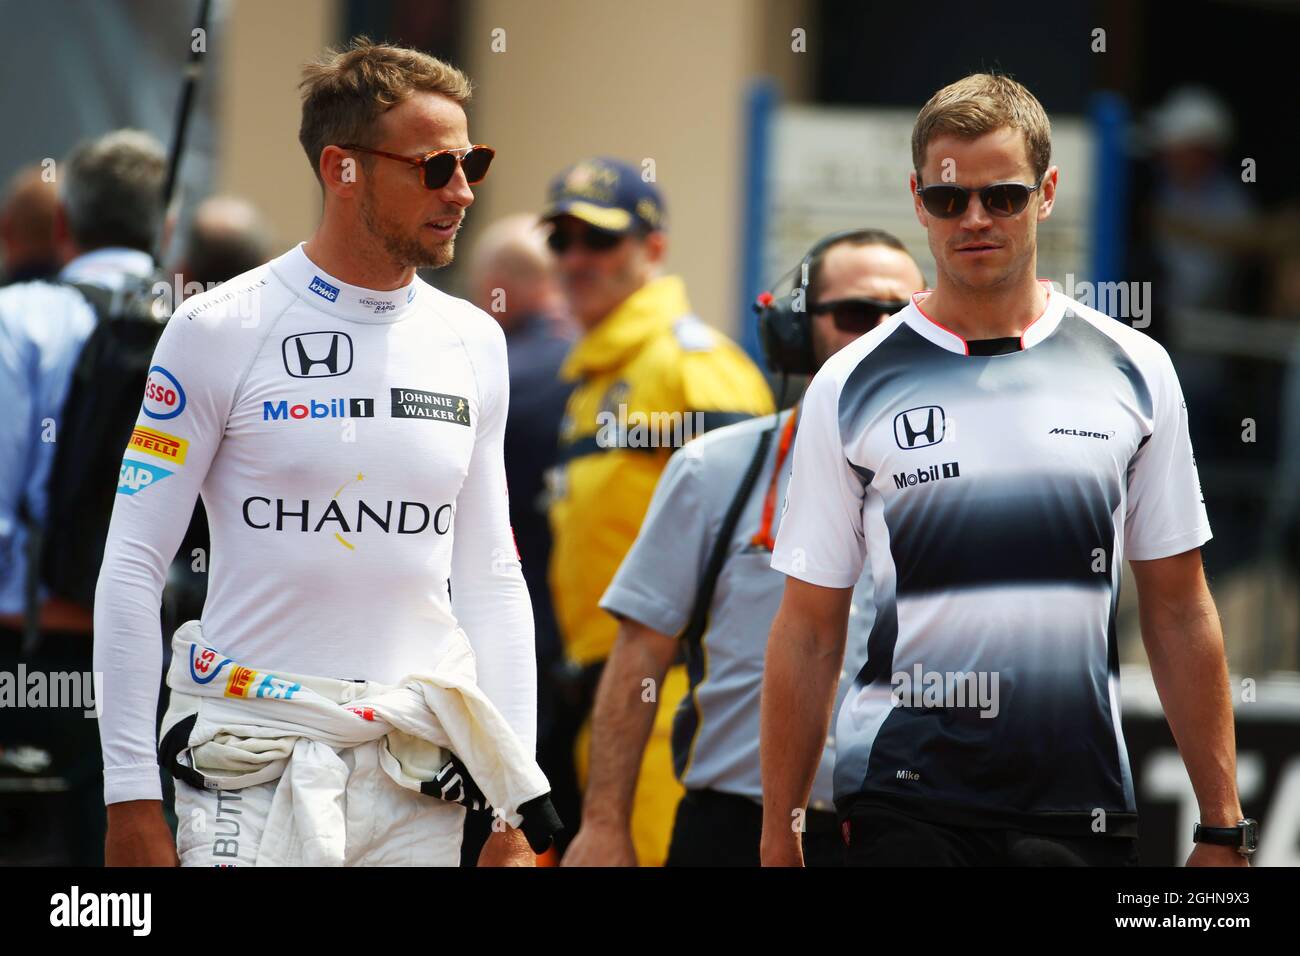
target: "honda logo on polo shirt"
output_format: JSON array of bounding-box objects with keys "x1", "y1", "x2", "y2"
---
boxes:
[
  {"x1": 282, "y1": 332, "x2": 353, "y2": 378},
  {"x1": 894, "y1": 405, "x2": 945, "y2": 449}
]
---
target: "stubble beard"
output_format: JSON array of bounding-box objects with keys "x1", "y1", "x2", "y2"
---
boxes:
[{"x1": 360, "y1": 188, "x2": 456, "y2": 270}]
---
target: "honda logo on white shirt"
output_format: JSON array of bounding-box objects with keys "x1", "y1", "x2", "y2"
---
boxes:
[
  {"x1": 894, "y1": 405, "x2": 945, "y2": 449},
  {"x1": 282, "y1": 332, "x2": 353, "y2": 378}
]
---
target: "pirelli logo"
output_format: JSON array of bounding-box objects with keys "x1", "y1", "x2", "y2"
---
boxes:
[
  {"x1": 128, "y1": 425, "x2": 188, "y2": 465},
  {"x1": 224, "y1": 665, "x2": 258, "y2": 698}
]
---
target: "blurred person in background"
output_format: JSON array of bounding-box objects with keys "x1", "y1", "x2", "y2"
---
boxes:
[
  {"x1": 1147, "y1": 87, "x2": 1255, "y2": 315},
  {"x1": 0, "y1": 129, "x2": 167, "y2": 865},
  {"x1": 542, "y1": 157, "x2": 774, "y2": 864},
  {"x1": 564, "y1": 230, "x2": 923, "y2": 866},
  {"x1": 1139, "y1": 87, "x2": 1259, "y2": 479},
  {"x1": 0, "y1": 166, "x2": 61, "y2": 285},
  {"x1": 94, "y1": 38, "x2": 557, "y2": 868},
  {"x1": 460, "y1": 212, "x2": 574, "y2": 864},
  {"x1": 174, "y1": 196, "x2": 275, "y2": 297},
  {"x1": 761, "y1": 74, "x2": 1250, "y2": 867}
]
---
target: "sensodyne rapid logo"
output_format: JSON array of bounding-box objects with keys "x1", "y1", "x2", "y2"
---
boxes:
[{"x1": 358, "y1": 296, "x2": 396, "y2": 315}]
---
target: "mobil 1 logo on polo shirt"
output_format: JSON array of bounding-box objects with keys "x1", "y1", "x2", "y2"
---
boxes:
[{"x1": 391, "y1": 388, "x2": 471, "y2": 426}]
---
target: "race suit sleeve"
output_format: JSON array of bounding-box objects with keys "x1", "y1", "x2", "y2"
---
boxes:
[
  {"x1": 449, "y1": 314, "x2": 538, "y2": 755},
  {"x1": 93, "y1": 302, "x2": 244, "y2": 804}
]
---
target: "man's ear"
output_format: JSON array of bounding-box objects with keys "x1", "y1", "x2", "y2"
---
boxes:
[
  {"x1": 1037, "y1": 165, "x2": 1059, "y2": 222},
  {"x1": 642, "y1": 229, "x2": 668, "y2": 264},
  {"x1": 910, "y1": 171, "x2": 928, "y2": 229},
  {"x1": 318, "y1": 145, "x2": 362, "y2": 199},
  {"x1": 52, "y1": 204, "x2": 77, "y2": 261}
]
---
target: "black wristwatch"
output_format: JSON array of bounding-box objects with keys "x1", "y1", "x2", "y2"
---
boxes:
[{"x1": 1192, "y1": 818, "x2": 1258, "y2": 856}]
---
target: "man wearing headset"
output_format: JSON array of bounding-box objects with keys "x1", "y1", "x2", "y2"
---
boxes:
[{"x1": 562, "y1": 229, "x2": 924, "y2": 866}]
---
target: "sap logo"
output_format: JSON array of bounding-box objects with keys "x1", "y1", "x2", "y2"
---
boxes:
[
  {"x1": 142, "y1": 366, "x2": 186, "y2": 420},
  {"x1": 308, "y1": 275, "x2": 340, "y2": 302},
  {"x1": 892, "y1": 462, "x2": 960, "y2": 490},
  {"x1": 118, "y1": 458, "x2": 173, "y2": 495},
  {"x1": 263, "y1": 398, "x2": 375, "y2": 421},
  {"x1": 282, "y1": 331, "x2": 353, "y2": 378},
  {"x1": 894, "y1": 405, "x2": 945, "y2": 449},
  {"x1": 406, "y1": 286, "x2": 417, "y2": 304},
  {"x1": 1049, "y1": 427, "x2": 1115, "y2": 440}
]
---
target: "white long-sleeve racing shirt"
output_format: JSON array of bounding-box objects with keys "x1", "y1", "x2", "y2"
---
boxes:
[{"x1": 94, "y1": 243, "x2": 536, "y2": 805}]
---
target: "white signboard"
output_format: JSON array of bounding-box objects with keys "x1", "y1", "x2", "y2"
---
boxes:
[{"x1": 761, "y1": 106, "x2": 1094, "y2": 291}]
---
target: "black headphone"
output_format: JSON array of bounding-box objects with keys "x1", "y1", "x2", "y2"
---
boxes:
[{"x1": 754, "y1": 229, "x2": 883, "y2": 376}]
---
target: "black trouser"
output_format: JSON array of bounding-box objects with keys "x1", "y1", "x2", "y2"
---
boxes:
[
  {"x1": 843, "y1": 801, "x2": 1139, "y2": 867},
  {"x1": 666, "y1": 788, "x2": 844, "y2": 867},
  {"x1": 0, "y1": 625, "x2": 105, "y2": 866}
]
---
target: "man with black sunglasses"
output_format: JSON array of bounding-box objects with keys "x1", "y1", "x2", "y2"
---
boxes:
[
  {"x1": 94, "y1": 38, "x2": 558, "y2": 867},
  {"x1": 761, "y1": 74, "x2": 1252, "y2": 867},
  {"x1": 539, "y1": 158, "x2": 775, "y2": 865}
]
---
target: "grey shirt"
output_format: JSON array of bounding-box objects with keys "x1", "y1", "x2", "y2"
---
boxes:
[{"x1": 600, "y1": 409, "x2": 875, "y2": 807}]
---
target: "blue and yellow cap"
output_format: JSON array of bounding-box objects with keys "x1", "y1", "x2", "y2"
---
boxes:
[{"x1": 540, "y1": 157, "x2": 666, "y2": 234}]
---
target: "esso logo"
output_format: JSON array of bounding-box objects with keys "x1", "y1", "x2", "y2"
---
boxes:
[{"x1": 143, "y1": 365, "x2": 186, "y2": 420}]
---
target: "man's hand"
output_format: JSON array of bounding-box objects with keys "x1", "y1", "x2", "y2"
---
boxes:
[
  {"x1": 561, "y1": 818, "x2": 637, "y2": 867},
  {"x1": 105, "y1": 800, "x2": 178, "y2": 867},
  {"x1": 1133, "y1": 550, "x2": 1247, "y2": 870},
  {"x1": 477, "y1": 822, "x2": 535, "y2": 867},
  {"x1": 1186, "y1": 844, "x2": 1250, "y2": 867},
  {"x1": 563, "y1": 619, "x2": 676, "y2": 867}
]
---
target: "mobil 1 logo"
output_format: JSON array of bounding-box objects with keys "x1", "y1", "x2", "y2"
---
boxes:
[{"x1": 391, "y1": 388, "x2": 471, "y2": 426}]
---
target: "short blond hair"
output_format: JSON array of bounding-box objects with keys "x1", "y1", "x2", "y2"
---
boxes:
[
  {"x1": 912, "y1": 73, "x2": 1052, "y2": 183},
  {"x1": 298, "y1": 36, "x2": 472, "y2": 181}
]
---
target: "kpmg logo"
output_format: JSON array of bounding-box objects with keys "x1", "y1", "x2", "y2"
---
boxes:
[
  {"x1": 892, "y1": 462, "x2": 960, "y2": 490},
  {"x1": 308, "y1": 275, "x2": 340, "y2": 302},
  {"x1": 894, "y1": 405, "x2": 945, "y2": 449},
  {"x1": 282, "y1": 332, "x2": 353, "y2": 378}
]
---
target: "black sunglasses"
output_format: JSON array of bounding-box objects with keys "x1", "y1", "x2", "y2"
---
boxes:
[
  {"x1": 339, "y1": 144, "x2": 495, "y2": 189},
  {"x1": 916, "y1": 179, "x2": 1041, "y2": 219},
  {"x1": 546, "y1": 225, "x2": 626, "y2": 254},
  {"x1": 811, "y1": 296, "x2": 909, "y2": 330}
]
